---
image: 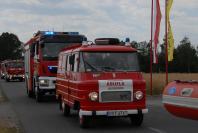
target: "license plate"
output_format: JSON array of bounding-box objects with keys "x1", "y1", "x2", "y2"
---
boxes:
[{"x1": 107, "y1": 111, "x2": 128, "y2": 116}]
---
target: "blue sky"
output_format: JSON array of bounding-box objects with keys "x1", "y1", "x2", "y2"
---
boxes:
[{"x1": 0, "y1": 0, "x2": 197, "y2": 47}]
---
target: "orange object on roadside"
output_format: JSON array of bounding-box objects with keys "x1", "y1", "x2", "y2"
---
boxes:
[{"x1": 163, "y1": 80, "x2": 198, "y2": 120}]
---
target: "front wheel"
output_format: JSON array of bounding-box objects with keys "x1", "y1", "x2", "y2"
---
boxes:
[
  {"x1": 19, "y1": 78, "x2": 24, "y2": 82},
  {"x1": 27, "y1": 88, "x2": 34, "y2": 98},
  {"x1": 79, "y1": 115, "x2": 90, "y2": 128},
  {"x1": 6, "y1": 78, "x2": 10, "y2": 82},
  {"x1": 61, "y1": 100, "x2": 70, "y2": 116},
  {"x1": 129, "y1": 114, "x2": 144, "y2": 126},
  {"x1": 35, "y1": 89, "x2": 42, "y2": 102}
]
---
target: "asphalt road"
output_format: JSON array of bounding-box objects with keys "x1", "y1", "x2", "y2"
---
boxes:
[{"x1": 0, "y1": 79, "x2": 197, "y2": 133}]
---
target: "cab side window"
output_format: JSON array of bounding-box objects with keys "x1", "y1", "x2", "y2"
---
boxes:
[
  {"x1": 70, "y1": 54, "x2": 75, "y2": 71},
  {"x1": 67, "y1": 53, "x2": 80, "y2": 72},
  {"x1": 65, "y1": 55, "x2": 68, "y2": 71},
  {"x1": 62, "y1": 55, "x2": 66, "y2": 73},
  {"x1": 58, "y1": 54, "x2": 63, "y2": 73},
  {"x1": 74, "y1": 53, "x2": 79, "y2": 72},
  {"x1": 79, "y1": 52, "x2": 85, "y2": 72},
  {"x1": 66, "y1": 54, "x2": 71, "y2": 72}
]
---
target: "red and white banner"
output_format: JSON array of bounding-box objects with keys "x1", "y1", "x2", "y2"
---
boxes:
[{"x1": 152, "y1": 0, "x2": 162, "y2": 64}]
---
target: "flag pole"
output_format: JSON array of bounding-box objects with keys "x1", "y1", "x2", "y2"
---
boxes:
[
  {"x1": 150, "y1": 0, "x2": 154, "y2": 95},
  {"x1": 165, "y1": 0, "x2": 168, "y2": 85}
]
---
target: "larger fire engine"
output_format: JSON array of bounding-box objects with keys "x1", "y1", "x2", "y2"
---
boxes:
[
  {"x1": 56, "y1": 38, "x2": 148, "y2": 128},
  {"x1": 24, "y1": 31, "x2": 86, "y2": 102}
]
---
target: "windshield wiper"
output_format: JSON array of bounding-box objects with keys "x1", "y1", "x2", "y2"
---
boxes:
[
  {"x1": 84, "y1": 61, "x2": 101, "y2": 72},
  {"x1": 100, "y1": 66, "x2": 116, "y2": 71}
]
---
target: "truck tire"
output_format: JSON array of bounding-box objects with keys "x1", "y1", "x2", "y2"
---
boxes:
[
  {"x1": 6, "y1": 78, "x2": 10, "y2": 82},
  {"x1": 79, "y1": 115, "x2": 90, "y2": 128},
  {"x1": 59, "y1": 97, "x2": 62, "y2": 110},
  {"x1": 19, "y1": 78, "x2": 24, "y2": 82},
  {"x1": 35, "y1": 89, "x2": 42, "y2": 102},
  {"x1": 62, "y1": 100, "x2": 70, "y2": 116},
  {"x1": 129, "y1": 114, "x2": 143, "y2": 126},
  {"x1": 27, "y1": 88, "x2": 34, "y2": 98},
  {"x1": 25, "y1": 79, "x2": 33, "y2": 98}
]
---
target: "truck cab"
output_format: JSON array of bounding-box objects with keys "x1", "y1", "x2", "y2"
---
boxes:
[
  {"x1": 24, "y1": 31, "x2": 87, "y2": 102},
  {"x1": 56, "y1": 38, "x2": 148, "y2": 128}
]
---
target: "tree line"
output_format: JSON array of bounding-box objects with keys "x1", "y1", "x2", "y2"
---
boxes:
[
  {"x1": 0, "y1": 32, "x2": 198, "y2": 73},
  {"x1": 133, "y1": 37, "x2": 198, "y2": 73},
  {"x1": 0, "y1": 32, "x2": 22, "y2": 61}
]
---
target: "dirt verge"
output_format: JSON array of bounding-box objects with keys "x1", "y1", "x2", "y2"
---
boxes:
[{"x1": 0, "y1": 85, "x2": 24, "y2": 133}]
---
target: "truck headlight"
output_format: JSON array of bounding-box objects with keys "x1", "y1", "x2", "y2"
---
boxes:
[
  {"x1": 39, "y1": 79, "x2": 49, "y2": 87},
  {"x1": 135, "y1": 91, "x2": 143, "y2": 100},
  {"x1": 89, "y1": 92, "x2": 98, "y2": 101}
]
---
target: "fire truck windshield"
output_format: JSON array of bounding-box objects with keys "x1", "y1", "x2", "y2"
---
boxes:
[
  {"x1": 41, "y1": 43, "x2": 69, "y2": 61},
  {"x1": 7, "y1": 62, "x2": 24, "y2": 68},
  {"x1": 82, "y1": 52, "x2": 140, "y2": 72}
]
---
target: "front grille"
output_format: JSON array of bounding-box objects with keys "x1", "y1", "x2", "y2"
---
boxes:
[{"x1": 101, "y1": 91, "x2": 131, "y2": 102}]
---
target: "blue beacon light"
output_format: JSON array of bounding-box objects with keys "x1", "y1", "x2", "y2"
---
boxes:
[
  {"x1": 45, "y1": 31, "x2": 54, "y2": 35},
  {"x1": 48, "y1": 66, "x2": 53, "y2": 70}
]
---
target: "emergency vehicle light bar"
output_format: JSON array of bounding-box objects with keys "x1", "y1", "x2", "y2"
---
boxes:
[
  {"x1": 36, "y1": 31, "x2": 79, "y2": 36},
  {"x1": 95, "y1": 38, "x2": 120, "y2": 45},
  {"x1": 64, "y1": 32, "x2": 79, "y2": 35}
]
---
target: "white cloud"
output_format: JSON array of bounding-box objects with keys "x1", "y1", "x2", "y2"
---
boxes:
[{"x1": 0, "y1": 0, "x2": 197, "y2": 46}]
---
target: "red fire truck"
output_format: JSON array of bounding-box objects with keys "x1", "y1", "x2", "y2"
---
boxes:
[
  {"x1": 1, "y1": 60, "x2": 24, "y2": 82},
  {"x1": 24, "y1": 31, "x2": 86, "y2": 102},
  {"x1": 56, "y1": 38, "x2": 148, "y2": 128}
]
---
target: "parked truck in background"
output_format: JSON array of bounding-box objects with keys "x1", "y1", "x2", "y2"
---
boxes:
[
  {"x1": 1, "y1": 60, "x2": 24, "y2": 82},
  {"x1": 24, "y1": 31, "x2": 86, "y2": 102},
  {"x1": 56, "y1": 38, "x2": 148, "y2": 128}
]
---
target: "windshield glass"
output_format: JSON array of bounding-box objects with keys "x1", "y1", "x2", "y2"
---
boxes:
[
  {"x1": 41, "y1": 43, "x2": 70, "y2": 60},
  {"x1": 82, "y1": 52, "x2": 140, "y2": 72},
  {"x1": 7, "y1": 62, "x2": 24, "y2": 68}
]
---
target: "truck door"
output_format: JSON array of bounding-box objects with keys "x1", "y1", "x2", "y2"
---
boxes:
[
  {"x1": 66, "y1": 54, "x2": 72, "y2": 105},
  {"x1": 68, "y1": 53, "x2": 79, "y2": 105}
]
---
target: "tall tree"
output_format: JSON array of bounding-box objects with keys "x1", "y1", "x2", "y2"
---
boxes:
[
  {"x1": 0, "y1": 32, "x2": 22, "y2": 61},
  {"x1": 174, "y1": 37, "x2": 198, "y2": 73}
]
